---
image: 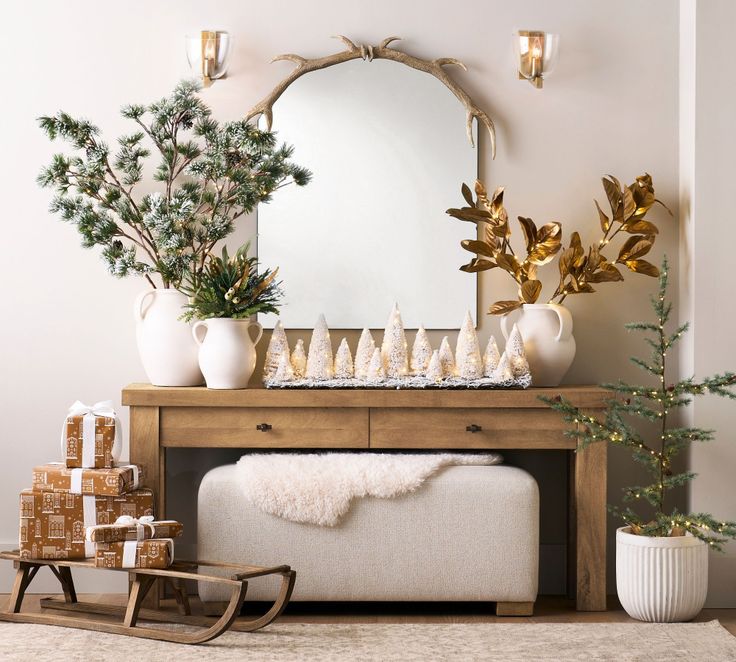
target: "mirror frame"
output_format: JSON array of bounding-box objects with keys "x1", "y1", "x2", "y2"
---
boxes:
[{"x1": 246, "y1": 35, "x2": 496, "y2": 154}]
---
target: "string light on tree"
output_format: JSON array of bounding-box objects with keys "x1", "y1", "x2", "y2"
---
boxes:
[
  {"x1": 305, "y1": 314, "x2": 333, "y2": 380},
  {"x1": 425, "y1": 349, "x2": 443, "y2": 382},
  {"x1": 410, "y1": 325, "x2": 433, "y2": 376},
  {"x1": 483, "y1": 336, "x2": 501, "y2": 377},
  {"x1": 290, "y1": 339, "x2": 307, "y2": 379},
  {"x1": 438, "y1": 336, "x2": 456, "y2": 377},
  {"x1": 455, "y1": 311, "x2": 483, "y2": 379},
  {"x1": 263, "y1": 320, "x2": 289, "y2": 380},
  {"x1": 366, "y1": 347, "x2": 386, "y2": 381},
  {"x1": 273, "y1": 350, "x2": 295, "y2": 382},
  {"x1": 334, "y1": 338, "x2": 354, "y2": 379},
  {"x1": 354, "y1": 329, "x2": 376, "y2": 380},
  {"x1": 382, "y1": 303, "x2": 409, "y2": 378}
]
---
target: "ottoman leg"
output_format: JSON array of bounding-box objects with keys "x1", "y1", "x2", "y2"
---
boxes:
[{"x1": 496, "y1": 601, "x2": 534, "y2": 616}]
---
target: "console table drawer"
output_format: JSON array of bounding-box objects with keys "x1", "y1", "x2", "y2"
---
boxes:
[
  {"x1": 369, "y1": 408, "x2": 575, "y2": 449},
  {"x1": 161, "y1": 407, "x2": 369, "y2": 448}
]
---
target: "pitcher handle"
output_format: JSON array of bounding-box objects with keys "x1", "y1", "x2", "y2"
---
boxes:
[
  {"x1": 552, "y1": 304, "x2": 573, "y2": 342},
  {"x1": 134, "y1": 290, "x2": 156, "y2": 322},
  {"x1": 192, "y1": 320, "x2": 208, "y2": 346},
  {"x1": 249, "y1": 321, "x2": 264, "y2": 346},
  {"x1": 500, "y1": 309, "x2": 519, "y2": 340}
]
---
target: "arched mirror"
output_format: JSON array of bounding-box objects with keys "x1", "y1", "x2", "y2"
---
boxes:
[{"x1": 250, "y1": 37, "x2": 495, "y2": 329}]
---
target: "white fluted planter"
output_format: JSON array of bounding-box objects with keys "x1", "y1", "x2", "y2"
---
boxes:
[{"x1": 616, "y1": 526, "x2": 708, "y2": 622}]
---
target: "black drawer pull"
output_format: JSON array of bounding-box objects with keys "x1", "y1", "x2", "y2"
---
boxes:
[
  {"x1": 466, "y1": 424, "x2": 482, "y2": 433},
  {"x1": 256, "y1": 423, "x2": 272, "y2": 432}
]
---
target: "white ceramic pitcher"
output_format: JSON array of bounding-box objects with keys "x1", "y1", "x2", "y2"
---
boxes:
[
  {"x1": 501, "y1": 303, "x2": 576, "y2": 387},
  {"x1": 192, "y1": 318, "x2": 264, "y2": 389},
  {"x1": 134, "y1": 289, "x2": 204, "y2": 386}
]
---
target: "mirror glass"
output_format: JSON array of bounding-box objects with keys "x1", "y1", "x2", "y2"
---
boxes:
[{"x1": 258, "y1": 58, "x2": 477, "y2": 329}]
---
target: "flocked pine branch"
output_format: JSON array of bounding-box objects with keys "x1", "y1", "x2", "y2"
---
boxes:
[
  {"x1": 37, "y1": 80, "x2": 311, "y2": 289},
  {"x1": 542, "y1": 256, "x2": 736, "y2": 550}
]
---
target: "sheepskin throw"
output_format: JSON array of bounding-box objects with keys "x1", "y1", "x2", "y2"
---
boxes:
[{"x1": 235, "y1": 452, "x2": 503, "y2": 526}]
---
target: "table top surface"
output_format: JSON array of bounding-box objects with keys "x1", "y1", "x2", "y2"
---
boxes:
[{"x1": 122, "y1": 383, "x2": 609, "y2": 409}]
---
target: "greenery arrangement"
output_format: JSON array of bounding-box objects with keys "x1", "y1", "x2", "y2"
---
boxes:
[
  {"x1": 37, "y1": 80, "x2": 311, "y2": 290},
  {"x1": 181, "y1": 243, "x2": 282, "y2": 321},
  {"x1": 446, "y1": 174, "x2": 670, "y2": 315},
  {"x1": 543, "y1": 258, "x2": 736, "y2": 550}
]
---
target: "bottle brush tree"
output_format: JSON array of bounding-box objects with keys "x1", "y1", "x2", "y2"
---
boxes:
[
  {"x1": 37, "y1": 80, "x2": 311, "y2": 290},
  {"x1": 543, "y1": 257, "x2": 736, "y2": 550}
]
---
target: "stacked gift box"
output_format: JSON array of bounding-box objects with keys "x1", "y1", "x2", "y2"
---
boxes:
[{"x1": 18, "y1": 401, "x2": 182, "y2": 569}]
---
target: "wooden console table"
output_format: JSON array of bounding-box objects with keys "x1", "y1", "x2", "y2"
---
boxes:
[{"x1": 122, "y1": 383, "x2": 608, "y2": 611}]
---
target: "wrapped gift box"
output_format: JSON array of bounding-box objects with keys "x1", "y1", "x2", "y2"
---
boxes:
[
  {"x1": 63, "y1": 407, "x2": 120, "y2": 469},
  {"x1": 32, "y1": 463, "x2": 141, "y2": 497},
  {"x1": 86, "y1": 517, "x2": 183, "y2": 544},
  {"x1": 94, "y1": 538, "x2": 174, "y2": 569},
  {"x1": 19, "y1": 488, "x2": 154, "y2": 560}
]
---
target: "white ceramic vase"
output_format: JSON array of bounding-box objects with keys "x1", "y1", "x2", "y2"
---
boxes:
[
  {"x1": 616, "y1": 526, "x2": 708, "y2": 622},
  {"x1": 192, "y1": 318, "x2": 264, "y2": 389},
  {"x1": 501, "y1": 303, "x2": 575, "y2": 387},
  {"x1": 134, "y1": 289, "x2": 204, "y2": 386}
]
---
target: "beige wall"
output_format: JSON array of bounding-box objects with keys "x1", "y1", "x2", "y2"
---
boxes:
[{"x1": 0, "y1": 0, "x2": 679, "y2": 593}]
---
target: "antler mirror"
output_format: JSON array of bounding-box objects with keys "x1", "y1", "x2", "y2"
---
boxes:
[{"x1": 249, "y1": 37, "x2": 496, "y2": 329}]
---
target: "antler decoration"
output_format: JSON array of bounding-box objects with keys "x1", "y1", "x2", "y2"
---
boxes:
[{"x1": 245, "y1": 36, "x2": 496, "y2": 157}]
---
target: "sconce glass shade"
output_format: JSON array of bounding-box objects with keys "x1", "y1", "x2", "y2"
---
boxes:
[
  {"x1": 513, "y1": 31, "x2": 559, "y2": 88},
  {"x1": 185, "y1": 31, "x2": 231, "y2": 85}
]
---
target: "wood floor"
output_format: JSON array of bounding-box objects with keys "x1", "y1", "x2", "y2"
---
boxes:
[{"x1": 5, "y1": 594, "x2": 736, "y2": 635}]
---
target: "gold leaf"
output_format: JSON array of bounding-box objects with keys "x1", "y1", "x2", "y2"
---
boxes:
[
  {"x1": 623, "y1": 220, "x2": 659, "y2": 235},
  {"x1": 588, "y1": 263, "x2": 624, "y2": 282},
  {"x1": 617, "y1": 235, "x2": 652, "y2": 262},
  {"x1": 489, "y1": 300, "x2": 523, "y2": 315},
  {"x1": 520, "y1": 279, "x2": 542, "y2": 304},
  {"x1": 602, "y1": 175, "x2": 623, "y2": 215},
  {"x1": 624, "y1": 259, "x2": 659, "y2": 277},
  {"x1": 460, "y1": 258, "x2": 496, "y2": 273},
  {"x1": 517, "y1": 216, "x2": 536, "y2": 251},
  {"x1": 622, "y1": 186, "x2": 637, "y2": 220},
  {"x1": 495, "y1": 253, "x2": 521, "y2": 276},
  {"x1": 474, "y1": 179, "x2": 489, "y2": 200},
  {"x1": 461, "y1": 239, "x2": 495, "y2": 257},
  {"x1": 484, "y1": 226, "x2": 500, "y2": 251},
  {"x1": 595, "y1": 200, "x2": 610, "y2": 232},
  {"x1": 446, "y1": 207, "x2": 491, "y2": 223},
  {"x1": 461, "y1": 183, "x2": 475, "y2": 207}
]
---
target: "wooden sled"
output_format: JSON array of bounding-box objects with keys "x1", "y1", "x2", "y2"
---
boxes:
[{"x1": 0, "y1": 550, "x2": 295, "y2": 645}]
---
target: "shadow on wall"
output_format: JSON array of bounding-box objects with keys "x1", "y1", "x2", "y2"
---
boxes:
[{"x1": 166, "y1": 448, "x2": 569, "y2": 596}]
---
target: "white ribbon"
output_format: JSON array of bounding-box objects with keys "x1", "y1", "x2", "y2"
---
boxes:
[
  {"x1": 115, "y1": 515, "x2": 154, "y2": 541},
  {"x1": 117, "y1": 464, "x2": 140, "y2": 490},
  {"x1": 61, "y1": 400, "x2": 123, "y2": 468},
  {"x1": 83, "y1": 495, "x2": 96, "y2": 556},
  {"x1": 70, "y1": 468, "x2": 83, "y2": 495}
]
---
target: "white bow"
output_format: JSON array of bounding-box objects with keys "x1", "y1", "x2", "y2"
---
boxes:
[
  {"x1": 115, "y1": 515, "x2": 155, "y2": 541},
  {"x1": 67, "y1": 400, "x2": 117, "y2": 418}
]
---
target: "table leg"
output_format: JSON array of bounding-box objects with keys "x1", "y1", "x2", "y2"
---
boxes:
[
  {"x1": 574, "y1": 439, "x2": 607, "y2": 610},
  {"x1": 129, "y1": 405, "x2": 163, "y2": 608}
]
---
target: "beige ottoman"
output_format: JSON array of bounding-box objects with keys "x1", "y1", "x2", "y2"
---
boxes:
[{"x1": 198, "y1": 464, "x2": 539, "y2": 614}]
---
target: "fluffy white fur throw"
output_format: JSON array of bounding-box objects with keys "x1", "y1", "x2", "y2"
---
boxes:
[{"x1": 235, "y1": 452, "x2": 503, "y2": 526}]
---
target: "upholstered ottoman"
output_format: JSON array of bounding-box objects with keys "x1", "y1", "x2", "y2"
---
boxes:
[{"x1": 198, "y1": 464, "x2": 539, "y2": 614}]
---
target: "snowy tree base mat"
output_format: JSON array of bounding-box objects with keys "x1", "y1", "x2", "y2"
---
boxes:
[{"x1": 264, "y1": 374, "x2": 532, "y2": 389}]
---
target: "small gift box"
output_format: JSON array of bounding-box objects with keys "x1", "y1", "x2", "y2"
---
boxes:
[
  {"x1": 32, "y1": 463, "x2": 141, "y2": 497},
  {"x1": 94, "y1": 538, "x2": 174, "y2": 569},
  {"x1": 86, "y1": 515, "x2": 183, "y2": 544},
  {"x1": 19, "y1": 488, "x2": 154, "y2": 560},
  {"x1": 62, "y1": 400, "x2": 122, "y2": 469}
]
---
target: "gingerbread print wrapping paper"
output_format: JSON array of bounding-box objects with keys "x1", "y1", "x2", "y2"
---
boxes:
[
  {"x1": 94, "y1": 538, "x2": 174, "y2": 569},
  {"x1": 86, "y1": 515, "x2": 183, "y2": 543},
  {"x1": 32, "y1": 463, "x2": 141, "y2": 497},
  {"x1": 62, "y1": 400, "x2": 122, "y2": 469},
  {"x1": 19, "y1": 488, "x2": 154, "y2": 559}
]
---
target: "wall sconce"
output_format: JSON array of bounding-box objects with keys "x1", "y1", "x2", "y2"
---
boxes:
[
  {"x1": 513, "y1": 31, "x2": 559, "y2": 88},
  {"x1": 185, "y1": 31, "x2": 231, "y2": 87}
]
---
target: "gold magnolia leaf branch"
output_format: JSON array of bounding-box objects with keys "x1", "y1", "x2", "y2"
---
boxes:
[
  {"x1": 447, "y1": 173, "x2": 670, "y2": 314},
  {"x1": 245, "y1": 36, "x2": 496, "y2": 156}
]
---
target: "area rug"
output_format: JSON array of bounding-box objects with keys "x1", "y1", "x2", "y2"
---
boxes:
[{"x1": 0, "y1": 621, "x2": 735, "y2": 661}]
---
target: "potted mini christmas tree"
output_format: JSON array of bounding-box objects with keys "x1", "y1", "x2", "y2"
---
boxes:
[{"x1": 543, "y1": 257, "x2": 736, "y2": 622}]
